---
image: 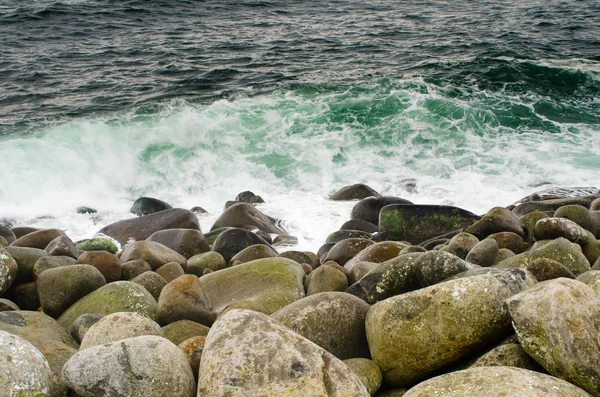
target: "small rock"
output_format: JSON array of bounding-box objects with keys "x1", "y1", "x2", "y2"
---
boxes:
[
  {"x1": 329, "y1": 183, "x2": 380, "y2": 201},
  {"x1": 76, "y1": 237, "x2": 119, "y2": 254},
  {"x1": 343, "y1": 358, "x2": 383, "y2": 396},
  {"x1": 351, "y1": 196, "x2": 413, "y2": 225},
  {"x1": 77, "y1": 250, "x2": 121, "y2": 283},
  {"x1": 230, "y1": 244, "x2": 278, "y2": 265},
  {"x1": 344, "y1": 241, "x2": 407, "y2": 273},
  {"x1": 322, "y1": 238, "x2": 375, "y2": 266},
  {"x1": 0, "y1": 247, "x2": 18, "y2": 296},
  {"x1": 525, "y1": 257, "x2": 576, "y2": 281},
  {"x1": 45, "y1": 235, "x2": 79, "y2": 258},
  {"x1": 5, "y1": 246, "x2": 48, "y2": 284},
  {"x1": 211, "y1": 202, "x2": 286, "y2": 234},
  {"x1": 466, "y1": 207, "x2": 525, "y2": 238},
  {"x1": 307, "y1": 265, "x2": 348, "y2": 295},
  {"x1": 32, "y1": 255, "x2": 76, "y2": 280},
  {"x1": 162, "y1": 319, "x2": 210, "y2": 345},
  {"x1": 156, "y1": 262, "x2": 185, "y2": 282},
  {"x1": 130, "y1": 196, "x2": 172, "y2": 216},
  {"x1": 80, "y1": 311, "x2": 164, "y2": 350},
  {"x1": 555, "y1": 204, "x2": 596, "y2": 235},
  {"x1": 157, "y1": 275, "x2": 215, "y2": 326},
  {"x1": 340, "y1": 219, "x2": 378, "y2": 233},
  {"x1": 465, "y1": 238, "x2": 499, "y2": 267},
  {"x1": 11, "y1": 228, "x2": 67, "y2": 250},
  {"x1": 131, "y1": 271, "x2": 168, "y2": 300},
  {"x1": 415, "y1": 250, "x2": 478, "y2": 286},
  {"x1": 147, "y1": 228, "x2": 210, "y2": 259},
  {"x1": 211, "y1": 228, "x2": 272, "y2": 263},
  {"x1": 187, "y1": 251, "x2": 226, "y2": 276},
  {"x1": 121, "y1": 259, "x2": 152, "y2": 280},
  {"x1": 179, "y1": 336, "x2": 206, "y2": 382},
  {"x1": 534, "y1": 217, "x2": 589, "y2": 244},
  {"x1": 69, "y1": 313, "x2": 105, "y2": 344},
  {"x1": 120, "y1": 240, "x2": 186, "y2": 271}
]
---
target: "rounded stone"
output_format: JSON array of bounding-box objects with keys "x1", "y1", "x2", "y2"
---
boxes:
[
  {"x1": 343, "y1": 358, "x2": 383, "y2": 396},
  {"x1": 178, "y1": 336, "x2": 206, "y2": 381},
  {"x1": 554, "y1": 204, "x2": 596, "y2": 235},
  {"x1": 131, "y1": 271, "x2": 168, "y2": 300},
  {"x1": 156, "y1": 262, "x2": 185, "y2": 282},
  {"x1": 344, "y1": 241, "x2": 407, "y2": 273},
  {"x1": 525, "y1": 257, "x2": 576, "y2": 281},
  {"x1": 322, "y1": 238, "x2": 375, "y2": 266},
  {"x1": 187, "y1": 251, "x2": 226, "y2": 276},
  {"x1": 147, "y1": 228, "x2": 210, "y2": 260},
  {"x1": 534, "y1": 217, "x2": 589, "y2": 244},
  {"x1": 157, "y1": 275, "x2": 215, "y2": 326},
  {"x1": 230, "y1": 244, "x2": 278, "y2": 265},
  {"x1": 77, "y1": 251, "x2": 121, "y2": 283},
  {"x1": 465, "y1": 238, "x2": 499, "y2": 267},
  {"x1": 307, "y1": 265, "x2": 348, "y2": 295},
  {"x1": 330, "y1": 184, "x2": 380, "y2": 201},
  {"x1": 32, "y1": 255, "x2": 77, "y2": 280},
  {"x1": 0, "y1": 247, "x2": 18, "y2": 296},
  {"x1": 130, "y1": 196, "x2": 172, "y2": 216},
  {"x1": 121, "y1": 259, "x2": 152, "y2": 280},
  {"x1": 120, "y1": 240, "x2": 187, "y2": 271},
  {"x1": 162, "y1": 319, "x2": 210, "y2": 346},
  {"x1": 75, "y1": 237, "x2": 119, "y2": 254},
  {"x1": 80, "y1": 311, "x2": 164, "y2": 350},
  {"x1": 211, "y1": 228, "x2": 272, "y2": 263},
  {"x1": 351, "y1": 196, "x2": 413, "y2": 225},
  {"x1": 487, "y1": 231, "x2": 525, "y2": 254},
  {"x1": 69, "y1": 313, "x2": 105, "y2": 344},
  {"x1": 446, "y1": 232, "x2": 479, "y2": 259}
]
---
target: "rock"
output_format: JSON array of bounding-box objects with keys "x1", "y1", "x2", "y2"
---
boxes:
[
  {"x1": 415, "y1": 251, "x2": 479, "y2": 286},
  {"x1": 5, "y1": 246, "x2": 48, "y2": 284},
  {"x1": 0, "y1": 225, "x2": 16, "y2": 245},
  {"x1": 203, "y1": 226, "x2": 232, "y2": 245},
  {"x1": 10, "y1": 228, "x2": 67, "y2": 250},
  {"x1": 197, "y1": 309, "x2": 370, "y2": 396},
  {"x1": 487, "y1": 231, "x2": 525, "y2": 253},
  {"x1": 513, "y1": 196, "x2": 600, "y2": 218},
  {"x1": 211, "y1": 202, "x2": 286, "y2": 234},
  {"x1": 272, "y1": 234, "x2": 298, "y2": 246},
  {"x1": 466, "y1": 207, "x2": 525, "y2": 239},
  {"x1": 155, "y1": 262, "x2": 184, "y2": 282},
  {"x1": 131, "y1": 271, "x2": 168, "y2": 300},
  {"x1": 11, "y1": 226, "x2": 40, "y2": 239},
  {"x1": 0, "y1": 236, "x2": 6, "y2": 247},
  {"x1": 230, "y1": 244, "x2": 278, "y2": 265},
  {"x1": 147, "y1": 228, "x2": 209, "y2": 259},
  {"x1": 519, "y1": 210, "x2": 549, "y2": 242},
  {"x1": 330, "y1": 184, "x2": 381, "y2": 201},
  {"x1": 120, "y1": 240, "x2": 186, "y2": 271},
  {"x1": 465, "y1": 238, "x2": 499, "y2": 267},
  {"x1": 278, "y1": 251, "x2": 319, "y2": 268},
  {"x1": 76, "y1": 237, "x2": 119, "y2": 254},
  {"x1": 9, "y1": 281, "x2": 40, "y2": 310},
  {"x1": 469, "y1": 340, "x2": 544, "y2": 371},
  {"x1": 525, "y1": 257, "x2": 576, "y2": 281},
  {"x1": 130, "y1": 196, "x2": 173, "y2": 216},
  {"x1": 346, "y1": 253, "x2": 422, "y2": 304},
  {"x1": 402, "y1": 366, "x2": 593, "y2": 397},
  {"x1": 37, "y1": 265, "x2": 106, "y2": 318},
  {"x1": 534, "y1": 217, "x2": 589, "y2": 244},
  {"x1": 199, "y1": 257, "x2": 305, "y2": 314},
  {"x1": 380, "y1": 205, "x2": 479, "y2": 244},
  {"x1": 344, "y1": 241, "x2": 406, "y2": 273},
  {"x1": 234, "y1": 190, "x2": 265, "y2": 204},
  {"x1": 0, "y1": 247, "x2": 18, "y2": 296},
  {"x1": 340, "y1": 219, "x2": 379, "y2": 233},
  {"x1": 506, "y1": 278, "x2": 600, "y2": 396},
  {"x1": 576, "y1": 270, "x2": 600, "y2": 296},
  {"x1": 555, "y1": 204, "x2": 596, "y2": 234},
  {"x1": 351, "y1": 196, "x2": 413, "y2": 225},
  {"x1": 32, "y1": 255, "x2": 76, "y2": 280},
  {"x1": 211, "y1": 228, "x2": 272, "y2": 263},
  {"x1": 374, "y1": 389, "x2": 407, "y2": 397},
  {"x1": 62, "y1": 335, "x2": 195, "y2": 397},
  {"x1": 494, "y1": 248, "x2": 516, "y2": 263},
  {"x1": 220, "y1": 300, "x2": 269, "y2": 317},
  {"x1": 326, "y1": 229, "x2": 373, "y2": 244},
  {"x1": 581, "y1": 231, "x2": 600, "y2": 265},
  {"x1": 76, "y1": 250, "x2": 121, "y2": 283},
  {"x1": 157, "y1": 275, "x2": 215, "y2": 326},
  {"x1": 80, "y1": 311, "x2": 164, "y2": 350},
  {"x1": 98, "y1": 208, "x2": 200, "y2": 246},
  {"x1": 162, "y1": 319, "x2": 210, "y2": 345},
  {"x1": 272, "y1": 292, "x2": 370, "y2": 360},
  {"x1": 0, "y1": 330, "x2": 54, "y2": 397},
  {"x1": 179, "y1": 336, "x2": 205, "y2": 381},
  {"x1": 349, "y1": 261, "x2": 378, "y2": 284},
  {"x1": 76, "y1": 206, "x2": 97, "y2": 214},
  {"x1": 343, "y1": 358, "x2": 383, "y2": 396},
  {"x1": 446, "y1": 232, "x2": 479, "y2": 259},
  {"x1": 45, "y1": 235, "x2": 79, "y2": 258},
  {"x1": 366, "y1": 270, "x2": 536, "y2": 387},
  {"x1": 57, "y1": 281, "x2": 158, "y2": 331},
  {"x1": 513, "y1": 186, "x2": 600, "y2": 205},
  {"x1": 121, "y1": 259, "x2": 152, "y2": 280},
  {"x1": 307, "y1": 265, "x2": 348, "y2": 295},
  {"x1": 187, "y1": 251, "x2": 226, "y2": 276},
  {"x1": 69, "y1": 313, "x2": 105, "y2": 344},
  {"x1": 323, "y1": 238, "x2": 375, "y2": 266},
  {"x1": 0, "y1": 298, "x2": 19, "y2": 311}
]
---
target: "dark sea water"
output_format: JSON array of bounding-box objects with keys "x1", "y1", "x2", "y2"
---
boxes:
[{"x1": 1, "y1": 0, "x2": 599, "y2": 249}]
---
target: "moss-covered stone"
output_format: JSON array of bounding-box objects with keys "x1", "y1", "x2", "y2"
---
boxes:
[
  {"x1": 465, "y1": 238, "x2": 499, "y2": 267},
  {"x1": 187, "y1": 251, "x2": 226, "y2": 276},
  {"x1": 211, "y1": 228, "x2": 271, "y2": 263},
  {"x1": 343, "y1": 358, "x2": 383, "y2": 396},
  {"x1": 466, "y1": 207, "x2": 524, "y2": 239},
  {"x1": 519, "y1": 210, "x2": 549, "y2": 242},
  {"x1": 162, "y1": 319, "x2": 210, "y2": 345},
  {"x1": 203, "y1": 227, "x2": 233, "y2": 246},
  {"x1": 344, "y1": 241, "x2": 407, "y2": 273},
  {"x1": 230, "y1": 244, "x2": 277, "y2": 265},
  {"x1": 120, "y1": 240, "x2": 186, "y2": 271},
  {"x1": 75, "y1": 237, "x2": 119, "y2": 254},
  {"x1": 5, "y1": 246, "x2": 48, "y2": 284},
  {"x1": 322, "y1": 238, "x2": 375, "y2": 266},
  {"x1": 0, "y1": 247, "x2": 18, "y2": 296},
  {"x1": 534, "y1": 217, "x2": 589, "y2": 244},
  {"x1": 469, "y1": 341, "x2": 544, "y2": 371}
]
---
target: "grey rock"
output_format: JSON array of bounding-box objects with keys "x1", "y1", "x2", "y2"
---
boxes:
[{"x1": 80, "y1": 311, "x2": 164, "y2": 350}]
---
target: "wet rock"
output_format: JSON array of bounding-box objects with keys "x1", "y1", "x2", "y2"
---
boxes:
[
  {"x1": 211, "y1": 202, "x2": 286, "y2": 234},
  {"x1": 62, "y1": 335, "x2": 195, "y2": 397},
  {"x1": 0, "y1": 247, "x2": 18, "y2": 296},
  {"x1": 162, "y1": 319, "x2": 210, "y2": 345},
  {"x1": 131, "y1": 271, "x2": 168, "y2": 300},
  {"x1": 307, "y1": 265, "x2": 348, "y2": 295},
  {"x1": 69, "y1": 313, "x2": 105, "y2": 344},
  {"x1": 466, "y1": 207, "x2": 525, "y2": 239},
  {"x1": 0, "y1": 298, "x2": 19, "y2": 312},
  {"x1": 5, "y1": 246, "x2": 48, "y2": 284},
  {"x1": 45, "y1": 235, "x2": 79, "y2": 258},
  {"x1": 465, "y1": 238, "x2": 499, "y2": 267},
  {"x1": 340, "y1": 219, "x2": 379, "y2": 233},
  {"x1": 211, "y1": 227, "x2": 272, "y2": 263},
  {"x1": 272, "y1": 292, "x2": 370, "y2": 360},
  {"x1": 513, "y1": 196, "x2": 600, "y2": 217},
  {"x1": 581, "y1": 231, "x2": 600, "y2": 265},
  {"x1": 147, "y1": 228, "x2": 209, "y2": 259},
  {"x1": 187, "y1": 251, "x2": 226, "y2": 276},
  {"x1": 98, "y1": 208, "x2": 200, "y2": 246},
  {"x1": 380, "y1": 205, "x2": 479, "y2": 244},
  {"x1": 415, "y1": 250, "x2": 479, "y2": 286},
  {"x1": 120, "y1": 240, "x2": 186, "y2": 271},
  {"x1": 157, "y1": 274, "x2": 215, "y2": 326},
  {"x1": 525, "y1": 257, "x2": 576, "y2": 281},
  {"x1": 344, "y1": 241, "x2": 406, "y2": 273},
  {"x1": 197, "y1": 309, "x2": 369, "y2": 396},
  {"x1": 330, "y1": 183, "x2": 381, "y2": 201},
  {"x1": 534, "y1": 217, "x2": 589, "y2": 244},
  {"x1": 343, "y1": 358, "x2": 383, "y2": 396},
  {"x1": 487, "y1": 231, "x2": 525, "y2": 253},
  {"x1": 278, "y1": 250, "x2": 319, "y2": 268},
  {"x1": 179, "y1": 335, "x2": 206, "y2": 382},
  {"x1": 11, "y1": 226, "x2": 40, "y2": 239},
  {"x1": 130, "y1": 196, "x2": 173, "y2": 216},
  {"x1": 351, "y1": 196, "x2": 413, "y2": 225},
  {"x1": 506, "y1": 278, "x2": 600, "y2": 397},
  {"x1": 10, "y1": 228, "x2": 67, "y2": 250},
  {"x1": 402, "y1": 366, "x2": 593, "y2": 397},
  {"x1": 77, "y1": 250, "x2": 121, "y2": 283},
  {"x1": 366, "y1": 270, "x2": 536, "y2": 387},
  {"x1": 235, "y1": 190, "x2": 265, "y2": 204},
  {"x1": 121, "y1": 259, "x2": 152, "y2": 280},
  {"x1": 230, "y1": 244, "x2": 278, "y2": 265},
  {"x1": 326, "y1": 229, "x2": 373, "y2": 244},
  {"x1": 446, "y1": 232, "x2": 479, "y2": 259},
  {"x1": 322, "y1": 238, "x2": 375, "y2": 266},
  {"x1": 76, "y1": 237, "x2": 119, "y2": 254},
  {"x1": 80, "y1": 311, "x2": 164, "y2": 350},
  {"x1": 203, "y1": 226, "x2": 232, "y2": 245},
  {"x1": 32, "y1": 255, "x2": 76, "y2": 280},
  {"x1": 0, "y1": 225, "x2": 16, "y2": 245},
  {"x1": 272, "y1": 234, "x2": 298, "y2": 246}
]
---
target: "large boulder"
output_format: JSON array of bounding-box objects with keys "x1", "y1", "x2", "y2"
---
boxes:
[
  {"x1": 98, "y1": 208, "x2": 200, "y2": 246},
  {"x1": 80, "y1": 312, "x2": 164, "y2": 350},
  {"x1": 157, "y1": 275, "x2": 215, "y2": 326},
  {"x1": 130, "y1": 196, "x2": 172, "y2": 216},
  {"x1": 45, "y1": 235, "x2": 79, "y2": 258},
  {"x1": 506, "y1": 278, "x2": 600, "y2": 397},
  {"x1": 10, "y1": 228, "x2": 67, "y2": 250},
  {"x1": 0, "y1": 247, "x2": 18, "y2": 295},
  {"x1": 211, "y1": 202, "x2": 286, "y2": 234},
  {"x1": 199, "y1": 257, "x2": 305, "y2": 314},
  {"x1": 57, "y1": 281, "x2": 158, "y2": 331},
  {"x1": 147, "y1": 228, "x2": 210, "y2": 259},
  {"x1": 197, "y1": 309, "x2": 369, "y2": 396},
  {"x1": 402, "y1": 366, "x2": 593, "y2": 397},
  {"x1": 379, "y1": 205, "x2": 479, "y2": 244},
  {"x1": 120, "y1": 240, "x2": 186, "y2": 271},
  {"x1": 62, "y1": 335, "x2": 195, "y2": 397},
  {"x1": 272, "y1": 292, "x2": 370, "y2": 360},
  {"x1": 534, "y1": 217, "x2": 589, "y2": 244},
  {"x1": 366, "y1": 270, "x2": 536, "y2": 387},
  {"x1": 465, "y1": 207, "x2": 525, "y2": 239},
  {"x1": 351, "y1": 196, "x2": 413, "y2": 225},
  {"x1": 76, "y1": 251, "x2": 121, "y2": 283},
  {"x1": 330, "y1": 184, "x2": 380, "y2": 201}
]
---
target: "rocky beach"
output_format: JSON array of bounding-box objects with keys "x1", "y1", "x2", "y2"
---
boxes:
[{"x1": 1, "y1": 184, "x2": 600, "y2": 396}]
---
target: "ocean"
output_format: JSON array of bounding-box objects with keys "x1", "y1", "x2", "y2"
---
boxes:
[{"x1": 1, "y1": 0, "x2": 599, "y2": 251}]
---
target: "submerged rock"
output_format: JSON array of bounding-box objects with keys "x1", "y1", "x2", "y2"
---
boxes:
[
  {"x1": 211, "y1": 202, "x2": 286, "y2": 234},
  {"x1": 130, "y1": 196, "x2": 173, "y2": 216}
]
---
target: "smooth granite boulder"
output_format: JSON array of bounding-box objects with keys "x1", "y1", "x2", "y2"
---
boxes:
[
  {"x1": 343, "y1": 358, "x2": 383, "y2": 396},
  {"x1": 525, "y1": 257, "x2": 576, "y2": 281},
  {"x1": 340, "y1": 219, "x2": 378, "y2": 233},
  {"x1": 0, "y1": 225, "x2": 16, "y2": 245},
  {"x1": 147, "y1": 228, "x2": 210, "y2": 259},
  {"x1": 351, "y1": 196, "x2": 413, "y2": 225},
  {"x1": 77, "y1": 250, "x2": 121, "y2": 283},
  {"x1": 0, "y1": 247, "x2": 18, "y2": 295},
  {"x1": 197, "y1": 309, "x2": 369, "y2": 396},
  {"x1": 465, "y1": 207, "x2": 525, "y2": 238},
  {"x1": 199, "y1": 257, "x2": 305, "y2": 314},
  {"x1": 272, "y1": 292, "x2": 370, "y2": 360},
  {"x1": 344, "y1": 241, "x2": 407, "y2": 273},
  {"x1": 330, "y1": 183, "x2": 380, "y2": 201},
  {"x1": 57, "y1": 281, "x2": 158, "y2": 331},
  {"x1": 10, "y1": 228, "x2": 67, "y2": 250},
  {"x1": 0, "y1": 330, "x2": 55, "y2": 397},
  {"x1": 130, "y1": 196, "x2": 173, "y2": 216},
  {"x1": 98, "y1": 208, "x2": 200, "y2": 246},
  {"x1": 366, "y1": 270, "x2": 536, "y2": 387},
  {"x1": 120, "y1": 240, "x2": 186, "y2": 271},
  {"x1": 211, "y1": 228, "x2": 272, "y2": 263},
  {"x1": 402, "y1": 366, "x2": 593, "y2": 397},
  {"x1": 487, "y1": 231, "x2": 525, "y2": 253},
  {"x1": 506, "y1": 278, "x2": 600, "y2": 397},
  {"x1": 62, "y1": 335, "x2": 195, "y2": 397},
  {"x1": 379, "y1": 205, "x2": 479, "y2": 244},
  {"x1": 534, "y1": 217, "x2": 589, "y2": 244},
  {"x1": 211, "y1": 202, "x2": 286, "y2": 234},
  {"x1": 157, "y1": 274, "x2": 215, "y2": 326},
  {"x1": 80, "y1": 311, "x2": 164, "y2": 350}
]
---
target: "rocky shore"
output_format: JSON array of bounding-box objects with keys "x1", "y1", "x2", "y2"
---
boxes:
[{"x1": 1, "y1": 184, "x2": 600, "y2": 396}]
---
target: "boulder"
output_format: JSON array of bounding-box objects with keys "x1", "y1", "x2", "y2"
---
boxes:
[
  {"x1": 307, "y1": 265, "x2": 348, "y2": 295},
  {"x1": 366, "y1": 270, "x2": 536, "y2": 387},
  {"x1": 534, "y1": 217, "x2": 589, "y2": 244},
  {"x1": 62, "y1": 335, "x2": 195, "y2": 397},
  {"x1": 32, "y1": 255, "x2": 76, "y2": 280},
  {"x1": 446, "y1": 232, "x2": 479, "y2": 259},
  {"x1": 77, "y1": 250, "x2": 121, "y2": 283},
  {"x1": 555, "y1": 204, "x2": 596, "y2": 234},
  {"x1": 178, "y1": 336, "x2": 206, "y2": 382},
  {"x1": 130, "y1": 196, "x2": 172, "y2": 216},
  {"x1": 230, "y1": 244, "x2": 278, "y2": 265},
  {"x1": 11, "y1": 226, "x2": 40, "y2": 239},
  {"x1": 199, "y1": 257, "x2": 305, "y2": 314},
  {"x1": 76, "y1": 237, "x2": 119, "y2": 254},
  {"x1": 120, "y1": 240, "x2": 186, "y2": 271},
  {"x1": 0, "y1": 225, "x2": 16, "y2": 245},
  {"x1": 576, "y1": 270, "x2": 600, "y2": 296},
  {"x1": 326, "y1": 229, "x2": 373, "y2": 244},
  {"x1": 351, "y1": 196, "x2": 413, "y2": 225},
  {"x1": 469, "y1": 340, "x2": 544, "y2": 371},
  {"x1": 98, "y1": 208, "x2": 200, "y2": 246},
  {"x1": 465, "y1": 238, "x2": 499, "y2": 267},
  {"x1": 415, "y1": 251, "x2": 479, "y2": 287},
  {"x1": 162, "y1": 319, "x2": 210, "y2": 345},
  {"x1": 157, "y1": 274, "x2": 215, "y2": 326},
  {"x1": 340, "y1": 219, "x2": 378, "y2": 233},
  {"x1": 211, "y1": 228, "x2": 272, "y2": 263},
  {"x1": 344, "y1": 241, "x2": 406, "y2": 273},
  {"x1": 45, "y1": 235, "x2": 79, "y2": 258},
  {"x1": 9, "y1": 281, "x2": 39, "y2": 310},
  {"x1": 519, "y1": 210, "x2": 549, "y2": 242},
  {"x1": 10, "y1": 228, "x2": 66, "y2": 250},
  {"x1": 187, "y1": 251, "x2": 226, "y2": 276},
  {"x1": 155, "y1": 262, "x2": 184, "y2": 282},
  {"x1": 272, "y1": 234, "x2": 299, "y2": 247},
  {"x1": 0, "y1": 247, "x2": 18, "y2": 296},
  {"x1": 197, "y1": 309, "x2": 369, "y2": 396},
  {"x1": 402, "y1": 366, "x2": 593, "y2": 397},
  {"x1": 506, "y1": 278, "x2": 600, "y2": 396},
  {"x1": 0, "y1": 298, "x2": 19, "y2": 311},
  {"x1": 379, "y1": 205, "x2": 479, "y2": 244},
  {"x1": 211, "y1": 202, "x2": 286, "y2": 234},
  {"x1": 525, "y1": 257, "x2": 576, "y2": 281},
  {"x1": 57, "y1": 281, "x2": 158, "y2": 331},
  {"x1": 513, "y1": 196, "x2": 600, "y2": 217},
  {"x1": 330, "y1": 184, "x2": 380, "y2": 201},
  {"x1": 322, "y1": 238, "x2": 375, "y2": 266},
  {"x1": 486, "y1": 231, "x2": 524, "y2": 253},
  {"x1": 121, "y1": 259, "x2": 152, "y2": 280},
  {"x1": 343, "y1": 358, "x2": 383, "y2": 396},
  {"x1": 465, "y1": 207, "x2": 525, "y2": 238},
  {"x1": 272, "y1": 292, "x2": 370, "y2": 360},
  {"x1": 80, "y1": 311, "x2": 164, "y2": 350},
  {"x1": 349, "y1": 261, "x2": 379, "y2": 284},
  {"x1": 5, "y1": 246, "x2": 47, "y2": 284},
  {"x1": 147, "y1": 228, "x2": 209, "y2": 259},
  {"x1": 131, "y1": 271, "x2": 168, "y2": 300},
  {"x1": 69, "y1": 313, "x2": 105, "y2": 344},
  {"x1": 278, "y1": 250, "x2": 319, "y2": 268},
  {"x1": 37, "y1": 264, "x2": 106, "y2": 318}
]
